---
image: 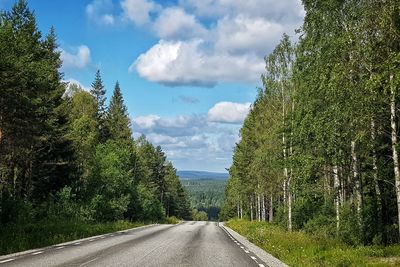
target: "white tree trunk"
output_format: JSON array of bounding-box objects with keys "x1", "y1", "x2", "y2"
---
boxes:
[
  {"x1": 333, "y1": 164, "x2": 340, "y2": 232},
  {"x1": 250, "y1": 197, "x2": 253, "y2": 221},
  {"x1": 390, "y1": 74, "x2": 400, "y2": 238},
  {"x1": 269, "y1": 194, "x2": 274, "y2": 222},
  {"x1": 351, "y1": 141, "x2": 362, "y2": 226},
  {"x1": 262, "y1": 194, "x2": 266, "y2": 221},
  {"x1": 240, "y1": 200, "x2": 243, "y2": 219},
  {"x1": 371, "y1": 119, "x2": 382, "y2": 209}
]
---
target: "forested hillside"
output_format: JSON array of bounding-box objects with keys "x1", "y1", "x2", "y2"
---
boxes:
[
  {"x1": 0, "y1": 0, "x2": 191, "y2": 235},
  {"x1": 222, "y1": 0, "x2": 400, "y2": 246},
  {"x1": 182, "y1": 179, "x2": 226, "y2": 220}
]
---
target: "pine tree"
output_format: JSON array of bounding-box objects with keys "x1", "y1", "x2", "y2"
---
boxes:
[
  {"x1": 90, "y1": 70, "x2": 107, "y2": 142},
  {"x1": 105, "y1": 81, "x2": 132, "y2": 143}
]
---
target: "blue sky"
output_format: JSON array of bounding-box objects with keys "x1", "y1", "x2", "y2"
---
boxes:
[{"x1": 1, "y1": 0, "x2": 304, "y2": 172}]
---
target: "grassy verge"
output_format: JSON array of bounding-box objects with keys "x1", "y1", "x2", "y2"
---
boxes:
[
  {"x1": 0, "y1": 220, "x2": 144, "y2": 256},
  {"x1": 225, "y1": 219, "x2": 400, "y2": 267}
]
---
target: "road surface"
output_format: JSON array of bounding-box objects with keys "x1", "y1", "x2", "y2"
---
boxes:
[{"x1": 0, "y1": 221, "x2": 268, "y2": 267}]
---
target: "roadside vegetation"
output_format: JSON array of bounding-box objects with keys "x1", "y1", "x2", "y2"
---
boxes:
[
  {"x1": 0, "y1": 220, "x2": 143, "y2": 255},
  {"x1": 226, "y1": 220, "x2": 400, "y2": 267},
  {"x1": 0, "y1": 1, "x2": 191, "y2": 255},
  {"x1": 222, "y1": 0, "x2": 400, "y2": 249}
]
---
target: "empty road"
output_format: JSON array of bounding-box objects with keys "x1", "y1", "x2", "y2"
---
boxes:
[{"x1": 0, "y1": 221, "x2": 268, "y2": 267}]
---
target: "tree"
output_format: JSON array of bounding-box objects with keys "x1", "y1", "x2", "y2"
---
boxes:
[
  {"x1": 90, "y1": 70, "x2": 107, "y2": 142},
  {"x1": 105, "y1": 82, "x2": 133, "y2": 144}
]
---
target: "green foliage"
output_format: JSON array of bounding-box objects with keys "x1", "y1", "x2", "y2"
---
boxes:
[
  {"x1": 226, "y1": 220, "x2": 400, "y2": 267},
  {"x1": 223, "y1": 0, "x2": 400, "y2": 248},
  {"x1": 192, "y1": 209, "x2": 208, "y2": 221},
  {"x1": 165, "y1": 216, "x2": 180, "y2": 224},
  {"x1": 182, "y1": 179, "x2": 225, "y2": 220},
  {"x1": 0, "y1": 1, "x2": 192, "y2": 254}
]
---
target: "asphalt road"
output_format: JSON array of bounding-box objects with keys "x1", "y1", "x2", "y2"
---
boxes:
[{"x1": 0, "y1": 221, "x2": 268, "y2": 267}]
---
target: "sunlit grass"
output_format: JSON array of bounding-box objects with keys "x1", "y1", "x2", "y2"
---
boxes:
[{"x1": 225, "y1": 220, "x2": 400, "y2": 267}]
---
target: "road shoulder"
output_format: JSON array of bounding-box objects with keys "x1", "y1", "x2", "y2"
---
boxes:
[{"x1": 221, "y1": 223, "x2": 288, "y2": 267}]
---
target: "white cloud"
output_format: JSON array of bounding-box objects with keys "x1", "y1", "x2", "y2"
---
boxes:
[
  {"x1": 125, "y1": 0, "x2": 304, "y2": 87},
  {"x1": 121, "y1": 0, "x2": 159, "y2": 25},
  {"x1": 153, "y1": 7, "x2": 206, "y2": 40},
  {"x1": 180, "y1": 0, "x2": 304, "y2": 24},
  {"x1": 101, "y1": 14, "x2": 115, "y2": 25},
  {"x1": 133, "y1": 114, "x2": 160, "y2": 129},
  {"x1": 86, "y1": 0, "x2": 115, "y2": 25},
  {"x1": 208, "y1": 102, "x2": 251, "y2": 124},
  {"x1": 215, "y1": 16, "x2": 285, "y2": 55},
  {"x1": 132, "y1": 113, "x2": 241, "y2": 171},
  {"x1": 132, "y1": 39, "x2": 264, "y2": 86},
  {"x1": 60, "y1": 46, "x2": 91, "y2": 69}
]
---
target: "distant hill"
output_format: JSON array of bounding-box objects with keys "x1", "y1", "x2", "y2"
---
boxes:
[{"x1": 177, "y1": 170, "x2": 229, "y2": 180}]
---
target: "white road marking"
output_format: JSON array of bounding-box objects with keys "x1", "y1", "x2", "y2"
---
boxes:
[
  {"x1": 0, "y1": 259, "x2": 14, "y2": 264},
  {"x1": 110, "y1": 234, "x2": 114, "y2": 237},
  {"x1": 259, "y1": 264, "x2": 265, "y2": 267},
  {"x1": 79, "y1": 257, "x2": 98, "y2": 266},
  {"x1": 74, "y1": 242, "x2": 81, "y2": 245},
  {"x1": 32, "y1": 251, "x2": 43, "y2": 255},
  {"x1": 89, "y1": 239, "x2": 95, "y2": 242},
  {"x1": 251, "y1": 256, "x2": 257, "y2": 260},
  {"x1": 240, "y1": 246, "x2": 244, "y2": 249},
  {"x1": 100, "y1": 236, "x2": 105, "y2": 239},
  {"x1": 245, "y1": 250, "x2": 250, "y2": 253},
  {"x1": 56, "y1": 246, "x2": 65, "y2": 250}
]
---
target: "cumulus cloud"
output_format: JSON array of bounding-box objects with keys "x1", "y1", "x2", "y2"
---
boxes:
[
  {"x1": 132, "y1": 112, "x2": 241, "y2": 171},
  {"x1": 86, "y1": 0, "x2": 115, "y2": 25},
  {"x1": 125, "y1": 0, "x2": 304, "y2": 87},
  {"x1": 208, "y1": 102, "x2": 251, "y2": 124},
  {"x1": 60, "y1": 45, "x2": 91, "y2": 69},
  {"x1": 152, "y1": 7, "x2": 206, "y2": 40},
  {"x1": 121, "y1": 0, "x2": 159, "y2": 25},
  {"x1": 215, "y1": 16, "x2": 285, "y2": 56},
  {"x1": 132, "y1": 39, "x2": 264, "y2": 87},
  {"x1": 180, "y1": 0, "x2": 304, "y2": 23}
]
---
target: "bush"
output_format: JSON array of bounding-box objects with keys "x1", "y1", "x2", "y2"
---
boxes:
[
  {"x1": 165, "y1": 216, "x2": 180, "y2": 224},
  {"x1": 192, "y1": 209, "x2": 208, "y2": 221}
]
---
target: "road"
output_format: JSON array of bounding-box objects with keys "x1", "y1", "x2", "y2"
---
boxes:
[{"x1": 0, "y1": 221, "x2": 268, "y2": 267}]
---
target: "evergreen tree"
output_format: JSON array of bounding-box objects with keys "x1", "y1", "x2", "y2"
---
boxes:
[
  {"x1": 90, "y1": 70, "x2": 107, "y2": 142},
  {"x1": 105, "y1": 82, "x2": 133, "y2": 143}
]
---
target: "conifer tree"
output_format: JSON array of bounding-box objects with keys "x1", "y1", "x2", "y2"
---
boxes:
[
  {"x1": 90, "y1": 70, "x2": 107, "y2": 141},
  {"x1": 105, "y1": 81, "x2": 132, "y2": 143}
]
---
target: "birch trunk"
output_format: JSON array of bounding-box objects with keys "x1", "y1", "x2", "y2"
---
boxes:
[
  {"x1": 352, "y1": 141, "x2": 362, "y2": 226},
  {"x1": 269, "y1": 194, "x2": 274, "y2": 222},
  {"x1": 250, "y1": 197, "x2": 253, "y2": 221},
  {"x1": 371, "y1": 119, "x2": 382, "y2": 213},
  {"x1": 390, "y1": 74, "x2": 400, "y2": 238},
  {"x1": 262, "y1": 194, "x2": 266, "y2": 221},
  {"x1": 334, "y1": 164, "x2": 340, "y2": 232}
]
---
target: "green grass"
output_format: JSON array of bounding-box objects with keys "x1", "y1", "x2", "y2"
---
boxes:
[
  {"x1": 225, "y1": 220, "x2": 400, "y2": 267},
  {"x1": 0, "y1": 220, "x2": 144, "y2": 256}
]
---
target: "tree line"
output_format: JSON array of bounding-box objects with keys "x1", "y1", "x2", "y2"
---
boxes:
[
  {"x1": 0, "y1": 1, "x2": 191, "y2": 225},
  {"x1": 222, "y1": 0, "x2": 400, "y2": 246}
]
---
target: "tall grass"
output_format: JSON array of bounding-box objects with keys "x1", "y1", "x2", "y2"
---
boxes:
[
  {"x1": 225, "y1": 220, "x2": 400, "y2": 267},
  {"x1": 0, "y1": 220, "x2": 143, "y2": 255}
]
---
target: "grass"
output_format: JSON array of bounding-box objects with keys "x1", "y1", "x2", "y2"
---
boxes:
[
  {"x1": 0, "y1": 220, "x2": 144, "y2": 256},
  {"x1": 225, "y1": 219, "x2": 400, "y2": 267}
]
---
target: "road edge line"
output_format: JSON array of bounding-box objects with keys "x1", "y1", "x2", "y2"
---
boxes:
[
  {"x1": 0, "y1": 224, "x2": 156, "y2": 261},
  {"x1": 221, "y1": 223, "x2": 288, "y2": 267}
]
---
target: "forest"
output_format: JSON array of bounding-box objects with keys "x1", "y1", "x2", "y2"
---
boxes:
[
  {"x1": 181, "y1": 179, "x2": 226, "y2": 220},
  {"x1": 0, "y1": 0, "x2": 192, "y2": 238},
  {"x1": 222, "y1": 0, "x2": 400, "y2": 246}
]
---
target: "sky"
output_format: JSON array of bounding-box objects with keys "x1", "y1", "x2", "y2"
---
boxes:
[{"x1": 1, "y1": 0, "x2": 304, "y2": 172}]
